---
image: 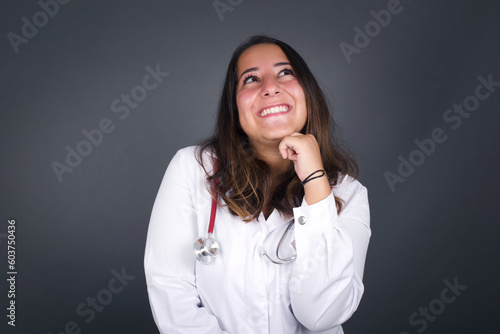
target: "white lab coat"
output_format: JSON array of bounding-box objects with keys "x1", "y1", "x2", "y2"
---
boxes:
[{"x1": 144, "y1": 146, "x2": 371, "y2": 334}]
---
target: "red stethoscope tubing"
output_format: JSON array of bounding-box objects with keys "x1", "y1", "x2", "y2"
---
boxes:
[
  {"x1": 208, "y1": 179, "x2": 218, "y2": 235},
  {"x1": 207, "y1": 163, "x2": 218, "y2": 235}
]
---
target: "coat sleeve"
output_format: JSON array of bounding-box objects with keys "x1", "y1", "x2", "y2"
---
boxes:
[
  {"x1": 289, "y1": 176, "x2": 371, "y2": 331},
  {"x1": 144, "y1": 149, "x2": 230, "y2": 334}
]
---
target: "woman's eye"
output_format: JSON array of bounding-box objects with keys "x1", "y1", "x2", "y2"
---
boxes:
[
  {"x1": 278, "y1": 68, "x2": 294, "y2": 77},
  {"x1": 243, "y1": 75, "x2": 258, "y2": 85}
]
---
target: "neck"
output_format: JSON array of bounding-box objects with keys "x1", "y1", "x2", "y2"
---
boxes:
[{"x1": 251, "y1": 140, "x2": 291, "y2": 177}]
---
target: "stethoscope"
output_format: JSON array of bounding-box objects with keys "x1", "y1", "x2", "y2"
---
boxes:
[
  {"x1": 193, "y1": 167, "x2": 296, "y2": 265},
  {"x1": 257, "y1": 219, "x2": 296, "y2": 264},
  {"x1": 193, "y1": 175, "x2": 221, "y2": 265}
]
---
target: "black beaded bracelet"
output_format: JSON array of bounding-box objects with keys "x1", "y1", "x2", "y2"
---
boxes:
[{"x1": 301, "y1": 169, "x2": 327, "y2": 185}]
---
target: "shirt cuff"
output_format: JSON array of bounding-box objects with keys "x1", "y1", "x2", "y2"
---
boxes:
[{"x1": 292, "y1": 193, "x2": 339, "y2": 237}]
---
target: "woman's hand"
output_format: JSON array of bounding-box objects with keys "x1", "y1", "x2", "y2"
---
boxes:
[{"x1": 279, "y1": 132, "x2": 331, "y2": 204}]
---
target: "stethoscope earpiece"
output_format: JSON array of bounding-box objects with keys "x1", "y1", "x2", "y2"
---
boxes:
[{"x1": 193, "y1": 235, "x2": 220, "y2": 264}]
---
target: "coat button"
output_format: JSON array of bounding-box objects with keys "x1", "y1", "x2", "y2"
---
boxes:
[{"x1": 298, "y1": 216, "x2": 306, "y2": 225}]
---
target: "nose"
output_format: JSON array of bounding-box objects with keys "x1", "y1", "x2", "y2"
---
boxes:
[{"x1": 261, "y1": 75, "x2": 281, "y2": 97}]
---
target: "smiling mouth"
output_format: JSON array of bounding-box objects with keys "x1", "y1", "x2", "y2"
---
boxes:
[{"x1": 258, "y1": 104, "x2": 292, "y2": 117}]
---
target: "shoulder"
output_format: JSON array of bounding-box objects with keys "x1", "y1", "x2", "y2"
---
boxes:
[
  {"x1": 167, "y1": 145, "x2": 215, "y2": 179},
  {"x1": 333, "y1": 173, "x2": 370, "y2": 225},
  {"x1": 171, "y1": 145, "x2": 198, "y2": 162},
  {"x1": 333, "y1": 173, "x2": 368, "y2": 206},
  {"x1": 169, "y1": 146, "x2": 208, "y2": 166}
]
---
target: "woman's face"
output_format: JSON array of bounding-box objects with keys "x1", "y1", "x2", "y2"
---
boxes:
[{"x1": 236, "y1": 43, "x2": 307, "y2": 147}]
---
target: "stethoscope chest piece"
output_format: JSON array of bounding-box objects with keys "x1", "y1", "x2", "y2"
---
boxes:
[
  {"x1": 193, "y1": 234, "x2": 219, "y2": 264},
  {"x1": 195, "y1": 163, "x2": 220, "y2": 264}
]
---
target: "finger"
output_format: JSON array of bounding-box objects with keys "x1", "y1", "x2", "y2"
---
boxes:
[
  {"x1": 279, "y1": 133, "x2": 303, "y2": 158},
  {"x1": 287, "y1": 148, "x2": 297, "y2": 160},
  {"x1": 280, "y1": 148, "x2": 287, "y2": 159},
  {"x1": 278, "y1": 137, "x2": 291, "y2": 156},
  {"x1": 279, "y1": 135, "x2": 298, "y2": 151},
  {"x1": 279, "y1": 144, "x2": 289, "y2": 159}
]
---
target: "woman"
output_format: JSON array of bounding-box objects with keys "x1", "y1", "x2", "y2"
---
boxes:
[{"x1": 144, "y1": 35, "x2": 371, "y2": 334}]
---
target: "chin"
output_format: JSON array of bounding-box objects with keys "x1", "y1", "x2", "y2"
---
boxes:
[{"x1": 262, "y1": 130, "x2": 295, "y2": 141}]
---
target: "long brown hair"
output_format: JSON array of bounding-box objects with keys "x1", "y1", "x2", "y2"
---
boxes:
[{"x1": 197, "y1": 35, "x2": 358, "y2": 222}]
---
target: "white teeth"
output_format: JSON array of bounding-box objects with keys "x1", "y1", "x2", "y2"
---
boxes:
[{"x1": 260, "y1": 105, "x2": 290, "y2": 116}]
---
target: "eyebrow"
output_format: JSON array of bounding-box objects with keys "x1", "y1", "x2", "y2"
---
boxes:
[{"x1": 238, "y1": 62, "x2": 291, "y2": 80}]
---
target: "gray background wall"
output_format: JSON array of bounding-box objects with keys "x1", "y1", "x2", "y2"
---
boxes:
[{"x1": 1, "y1": 0, "x2": 499, "y2": 333}]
